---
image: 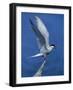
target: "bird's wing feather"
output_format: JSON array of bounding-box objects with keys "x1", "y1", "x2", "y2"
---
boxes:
[
  {"x1": 31, "y1": 53, "x2": 43, "y2": 58},
  {"x1": 30, "y1": 18, "x2": 45, "y2": 49},
  {"x1": 35, "y1": 16, "x2": 49, "y2": 47},
  {"x1": 30, "y1": 16, "x2": 49, "y2": 51},
  {"x1": 35, "y1": 16, "x2": 49, "y2": 38}
]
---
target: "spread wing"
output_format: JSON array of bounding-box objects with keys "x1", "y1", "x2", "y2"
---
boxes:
[{"x1": 30, "y1": 16, "x2": 49, "y2": 52}]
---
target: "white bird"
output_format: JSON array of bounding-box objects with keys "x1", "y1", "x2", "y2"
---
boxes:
[{"x1": 30, "y1": 16, "x2": 55, "y2": 58}]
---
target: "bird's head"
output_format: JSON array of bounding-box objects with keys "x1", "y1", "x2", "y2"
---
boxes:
[
  {"x1": 47, "y1": 44, "x2": 55, "y2": 53},
  {"x1": 51, "y1": 44, "x2": 56, "y2": 49}
]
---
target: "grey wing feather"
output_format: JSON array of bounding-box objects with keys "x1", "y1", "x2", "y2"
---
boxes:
[
  {"x1": 30, "y1": 16, "x2": 49, "y2": 51},
  {"x1": 35, "y1": 16, "x2": 49, "y2": 48}
]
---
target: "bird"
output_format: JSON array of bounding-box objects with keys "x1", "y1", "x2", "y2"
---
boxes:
[{"x1": 30, "y1": 16, "x2": 55, "y2": 59}]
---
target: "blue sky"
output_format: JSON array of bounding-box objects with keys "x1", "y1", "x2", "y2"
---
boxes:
[{"x1": 21, "y1": 12, "x2": 64, "y2": 77}]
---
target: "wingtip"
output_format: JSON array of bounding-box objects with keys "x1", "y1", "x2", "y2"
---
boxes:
[
  {"x1": 34, "y1": 16, "x2": 40, "y2": 20},
  {"x1": 34, "y1": 16, "x2": 38, "y2": 18}
]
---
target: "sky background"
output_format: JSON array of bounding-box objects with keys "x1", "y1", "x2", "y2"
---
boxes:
[{"x1": 21, "y1": 12, "x2": 64, "y2": 77}]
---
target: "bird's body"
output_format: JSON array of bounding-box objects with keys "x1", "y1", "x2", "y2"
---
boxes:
[
  {"x1": 30, "y1": 16, "x2": 55, "y2": 58},
  {"x1": 29, "y1": 16, "x2": 55, "y2": 76}
]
